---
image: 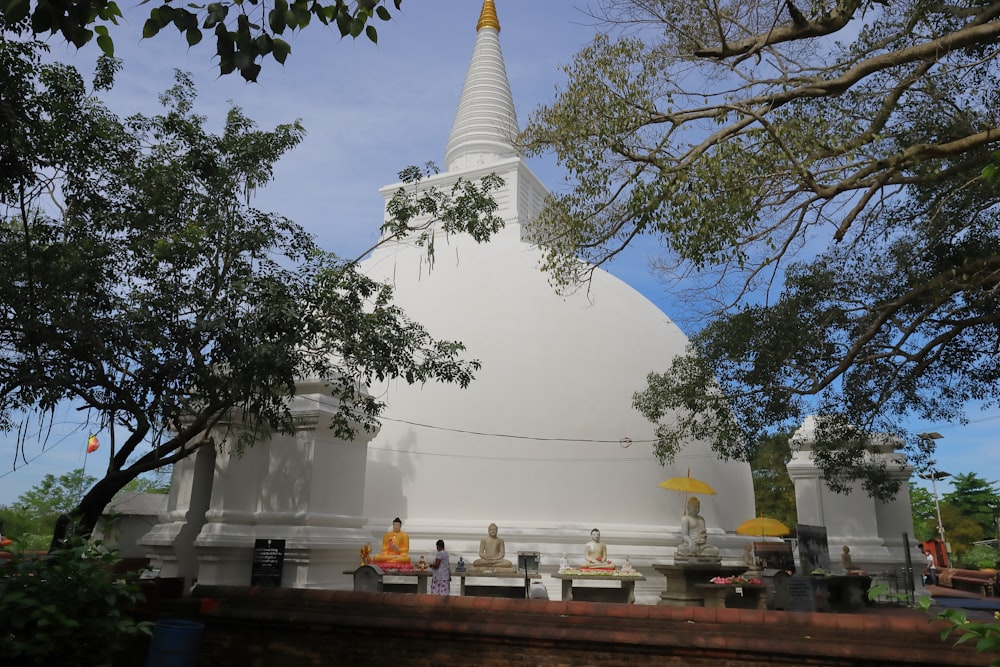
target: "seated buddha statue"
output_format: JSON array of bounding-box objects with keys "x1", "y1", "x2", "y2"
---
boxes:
[
  {"x1": 372, "y1": 517, "x2": 412, "y2": 564},
  {"x1": 583, "y1": 528, "x2": 613, "y2": 568},
  {"x1": 675, "y1": 496, "x2": 720, "y2": 560},
  {"x1": 472, "y1": 523, "x2": 514, "y2": 570},
  {"x1": 841, "y1": 544, "x2": 863, "y2": 572}
]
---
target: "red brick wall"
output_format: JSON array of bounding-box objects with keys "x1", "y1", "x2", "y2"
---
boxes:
[{"x1": 177, "y1": 586, "x2": 989, "y2": 666}]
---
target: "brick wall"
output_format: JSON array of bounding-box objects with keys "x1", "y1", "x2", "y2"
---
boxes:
[{"x1": 169, "y1": 586, "x2": 989, "y2": 666}]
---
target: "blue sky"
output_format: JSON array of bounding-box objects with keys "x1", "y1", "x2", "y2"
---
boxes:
[{"x1": 0, "y1": 1, "x2": 996, "y2": 506}]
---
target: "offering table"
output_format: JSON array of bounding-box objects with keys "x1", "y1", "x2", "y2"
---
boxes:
[
  {"x1": 344, "y1": 566, "x2": 431, "y2": 594},
  {"x1": 551, "y1": 572, "x2": 646, "y2": 604},
  {"x1": 457, "y1": 570, "x2": 540, "y2": 598},
  {"x1": 695, "y1": 582, "x2": 769, "y2": 609}
]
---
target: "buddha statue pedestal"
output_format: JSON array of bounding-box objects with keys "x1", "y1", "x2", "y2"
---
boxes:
[
  {"x1": 673, "y1": 554, "x2": 723, "y2": 565},
  {"x1": 467, "y1": 565, "x2": 517, "y2": 576},
  {"x1": 653, "y1": 563, "x2": 747, "y2": 607}
]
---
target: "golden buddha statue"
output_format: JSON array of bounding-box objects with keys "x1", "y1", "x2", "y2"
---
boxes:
[{"x1": 373, "y1": 517, "x2": 412, "y2": 564}]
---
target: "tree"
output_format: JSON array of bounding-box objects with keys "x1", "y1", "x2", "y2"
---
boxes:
[
  {"x1": 0, "y1": 40, "x2": 504, "y2": 539},
  {"x1": 909, "y1": 483, "x2": 938, "y2": 543},
  {"x1": 939, "y1": 502, "x2": 985, "y2": 557},
  {"x1": 0, "y1": 469, "x2": 98, "y2": 549},
  {"x1": 521, "y1": 1, "x2": 1000, "y2": 498},
  {"x1": 117, "y1": 472, "x2": 171, "y2": 496},
  {"x1": 13, "y1": 469, "x2": 97, "y2": 521},
  {"x1": 1, "y1": 0, "x2": 402, "y2": 81},
  {"x1": 942, "y1": 472, "x2": 1000, "y2": 539},
  {"x1": 748, "y1": 430, "x2": 797, "y2": 532}
]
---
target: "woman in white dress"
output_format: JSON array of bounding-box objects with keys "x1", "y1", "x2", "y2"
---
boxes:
[{"x1": 430, "y1": 539, "x2": 451, "y2": 595}]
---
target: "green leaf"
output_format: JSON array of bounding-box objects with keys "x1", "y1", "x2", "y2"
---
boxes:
[
  {"x1": 142, "y1": 17, "x2": 162, "y2": 38},
  {"x1": 272, "y1": 37, "x2": 291, "y2": 64},
  {"x1": 375, "y1": 6, "x2": 390, "y2": 21},
  {"x1": 267, "y1": 4, "x2": 285, "y2": 33},
  {"x1": 335, "y1": 11, "x2": 350, "y2": 35},
  {"x1": 186, "y1": 27, "x2": 203, "y2": 46},
  {"x1": 99, "y1": 1, "x2": 123, "y2": 21},
  {"x1": 93, "y1": 25, "x2": 115, "y2": 55},
  {"x1": 291, "y1": 4, "x2": 309, "y2": 28},
  {"x1": 4, "y1": 0, "x2": 31, "y2": 23},
  {"x1": 240, "y1": 61, "x2": 261, "y2": 82},
  {"x1": 203, "y1": 2, "x2": 228, "y2": 28},
  {"x1": 173, "y1": 8, "x2": 198, "y2": 31},
  {"x1": 365, "y1": 24, "x2": 376, "y2": 43},
  {"x1": 254, "y1": 33, "x2": 272, "y2": 55}
]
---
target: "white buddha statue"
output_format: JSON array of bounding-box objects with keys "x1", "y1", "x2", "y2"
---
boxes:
[
  {"x1": 675, "y1": 496, "x2": 720, "y2": 560},
  {"x1": 583, "y1": 528, "x2": 613, "y2": 568}
]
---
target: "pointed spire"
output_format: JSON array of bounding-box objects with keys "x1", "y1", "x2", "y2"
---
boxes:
[
  {"x1": 444, "y1": 0, "x2": 518, "y2": 173},
  {"x1": 476, "y1": 0, "x2": 500, "y2": 32}
]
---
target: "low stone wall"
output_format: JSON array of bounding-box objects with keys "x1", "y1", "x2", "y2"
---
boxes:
[{"x1": 170, "y1": 586, "x2": 990, "y2": 666}]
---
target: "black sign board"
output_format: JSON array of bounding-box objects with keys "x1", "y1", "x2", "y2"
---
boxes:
[
  {"x1": 784, "y1": 575, "x2": 817, "y2": 612},
  {"x1": 251, "y1": 538, "x2": 285, "y2": 587},
  {"x1": 754, "y1": 541, "x2": 795, "y2": 573},
  {"x1": 796, "y1": 524, "x2": 831, "y2": 573}
]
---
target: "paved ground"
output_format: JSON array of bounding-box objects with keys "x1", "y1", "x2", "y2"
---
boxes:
[{"x1": 924, "y1": 584, "x2": 1000, "y2": 621}]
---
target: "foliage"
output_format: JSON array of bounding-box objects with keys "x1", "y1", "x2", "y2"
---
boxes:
[
  {"x1": 909, "y1": 483, "x2": 938, "y2": 542},
  {"x1": 940, "y1": 503, "x2": 986, "y2": 557},
  {"x1": 1, "y1": 0, "x2": 402, "y2": 81},
  {"x1": 943, "y1": 472, "x2": 1000, "y2": 538},
  {"x1": 0, "y1": 543, "x2": 151, "y2": 666},
  {"x1": 14, "y1": 469, "x2": 98, "y2": 520},
  {"x1": 915, "y1": 597, "x2": 1000, "y2": 666},
  {"x1": 0, "y1": 469, "x2": 97, "y2": 550},
  {"x1": 0, "y1": 468, "x2": 165, "y2": 550},
  {"x1": 118, "y1": 472, "x2": 171, "y2": 495},
  {"x1": 0, "y1": 40, "x2": 504, "y2": 539},
  {"x1": 522, "y1": 0, "x2": 1000, "y2": 498},
  {"x1": 748, "y1": 430, "x2": 797, "y2": 531},
  {"x1": 957, "y1": 544, "x2": 1000, "y2": 570}
]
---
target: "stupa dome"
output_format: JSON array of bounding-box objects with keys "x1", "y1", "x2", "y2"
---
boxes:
[{"x1": 358, "y1": 1, "x2": 755, "y2": 572}]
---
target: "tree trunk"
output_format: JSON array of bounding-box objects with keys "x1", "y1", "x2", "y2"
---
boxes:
[{"x1": 50, "y1": 470, "x2": 139, "y2": 550}]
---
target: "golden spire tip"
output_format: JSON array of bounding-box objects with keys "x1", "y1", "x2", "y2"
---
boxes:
[{"x1": 477, "y1": 0, "x2": 500, "y2": 32}]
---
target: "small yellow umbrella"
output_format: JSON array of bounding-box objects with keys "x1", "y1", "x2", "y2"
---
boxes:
[
  {"x1": 736, "y1": 516, "x2": 791, "y2": 537},
  {"x1": 658, "y1": 468, "x2": 717, "y2": 496}
]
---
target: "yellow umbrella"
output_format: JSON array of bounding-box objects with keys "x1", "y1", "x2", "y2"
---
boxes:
[
  {"x1": 736, "y1": 516, "x2": 790, "y2": 537},
  {"x1": 658, "y1": 468, "x2": 717, "y2": 496}
]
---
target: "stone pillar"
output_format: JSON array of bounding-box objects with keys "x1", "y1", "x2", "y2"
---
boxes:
[{"x1": 140, "y1": 444, "x2": 215, "y2": 585}]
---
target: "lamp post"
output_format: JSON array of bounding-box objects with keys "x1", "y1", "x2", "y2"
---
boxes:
[{"x1": 917, "y1": 432, "x2": 949, "y2": 564}]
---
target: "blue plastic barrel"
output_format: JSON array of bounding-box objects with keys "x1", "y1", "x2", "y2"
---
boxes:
[{"x1": 145, "y1": 618, "x2": 205, "y2": 667}]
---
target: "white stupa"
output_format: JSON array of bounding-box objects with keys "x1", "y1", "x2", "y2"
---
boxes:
[
  {"x1": 356, "y1": 0, "x2": 755, "y2": 600},
  {"x1": 140, "y1": 0, "x2": 757, "y2": 603}
]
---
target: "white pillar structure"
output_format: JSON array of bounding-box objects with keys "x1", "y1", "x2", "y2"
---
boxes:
[
  {"x1": 140, "y1": 444, "x2": 215, "y2": 585},
  {"x1": 787, "y1": 416, "x2": 926, "y2": 593},
  {"x1": 144, "y1": 381, "x2": 377, "y2": 588}
]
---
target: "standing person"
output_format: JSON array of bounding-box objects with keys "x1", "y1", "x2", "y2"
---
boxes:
[
  {"x1": 430, "y1": 539, "x2": 451, "y2": 595},
  {"x1": 925, "y1": 550, "x2": 938, "y2": 585}
]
